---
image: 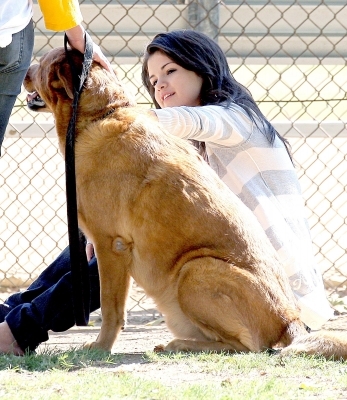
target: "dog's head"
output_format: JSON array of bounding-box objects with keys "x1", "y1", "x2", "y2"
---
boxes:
[{"x1": 24, "y1": 47, "x2": 136, "y2": 120}]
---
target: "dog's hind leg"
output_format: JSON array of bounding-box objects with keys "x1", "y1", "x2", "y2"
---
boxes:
[{"x1": 163, "y1": 257, "x2": 290, "y2": 353}]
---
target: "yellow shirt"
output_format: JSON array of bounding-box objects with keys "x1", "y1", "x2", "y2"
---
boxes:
[{"x1": 37, "y1": 0, "x2": 83, "y2": 31}]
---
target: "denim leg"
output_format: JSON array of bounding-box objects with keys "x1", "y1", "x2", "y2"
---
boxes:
[
  {"x1": 5, "y1": 246, "x2": 73, "y2": 309},
  {"x1": 0, "y1": 19, "x2": 34, "y2": 153},
  {"x1": 5, "y1": 248, "x2": 100, "y2": 352}
]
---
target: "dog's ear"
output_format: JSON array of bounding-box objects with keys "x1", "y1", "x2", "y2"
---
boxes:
[{"x1": 51, "y1": 63, "x2": 74, "y2": 100}]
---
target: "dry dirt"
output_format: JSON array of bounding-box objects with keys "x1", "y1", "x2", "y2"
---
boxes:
[
  {"x1": 42, "y1": 307, "x2": 347, "y2": 355},
  {"x1": 42, "y1": 309, "x2": 173, "y2": 357},
  {"x1": 3, "y1": 289, "x2": 347, "y2": 387},
  {"x1": 38, "y1": 310, "x2": 210, "y2": 385},
  {"x1": 38, "y1": 309, "x2": 347, "y2": 370}
]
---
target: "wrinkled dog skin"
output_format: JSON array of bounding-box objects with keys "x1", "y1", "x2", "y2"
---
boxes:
[{"x1": 24, "y1": 48, "x2": 347, "y2": 359}]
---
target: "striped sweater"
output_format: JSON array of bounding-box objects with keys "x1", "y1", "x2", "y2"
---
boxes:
[{"x1": 153, "y1": 103, "x2": 333, "y2": 329}]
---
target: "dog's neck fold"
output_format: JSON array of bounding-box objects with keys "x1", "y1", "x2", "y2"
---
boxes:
[{"x1": 54, "y1": 67, "x2": 135, "y2": 155}]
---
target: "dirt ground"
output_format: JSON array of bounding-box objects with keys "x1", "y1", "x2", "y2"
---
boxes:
[
  {"x1": 0, "y1": 297, "x2": 337, "y2": 391},
  {"x1": 32, "y1": 309, "x2": 347, "y2": 390},
  {"x1": 42, "y1": 309, "x2": 347, "y2": 357},
  {"x1": 42, "y1": 309, "x2": 173, "y2": 357},
  {"x1": 2, "y1": 286, "x2": 346, "y2": 361},
  {"x1": 2, "y1": 288, "x2": 347, "y2": 388}
]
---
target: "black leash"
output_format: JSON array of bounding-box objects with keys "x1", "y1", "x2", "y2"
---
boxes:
[{"x1": 64, "y1": 32, "x2": 93, "y2": 326}]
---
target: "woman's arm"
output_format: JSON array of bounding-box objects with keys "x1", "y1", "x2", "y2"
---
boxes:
[{"x1": 151, "y1": 105, "x2": 252, "y2": 147}]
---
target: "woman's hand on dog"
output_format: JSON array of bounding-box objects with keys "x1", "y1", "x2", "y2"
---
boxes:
[
  {"x1": 86, "y1": 241, "x2": 94, "y2": 262},
  {"x1": 65, "y1": 25, "x2": 114, "y2": 74}
]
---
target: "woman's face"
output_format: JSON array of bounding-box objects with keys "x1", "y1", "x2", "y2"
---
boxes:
[{"x1": 147, "y1": 51, "x2": 203, "y2": 108}]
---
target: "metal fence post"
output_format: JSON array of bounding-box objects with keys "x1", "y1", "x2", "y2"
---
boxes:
[{"x1": 188, "y1": 0, "x2": 220, "y2": 41}]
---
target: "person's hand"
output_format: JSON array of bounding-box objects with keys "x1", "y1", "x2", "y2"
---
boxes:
[
  {"x1": 148, "y1": 110, "x2": 159, "y2": 121},
  {"x1": 65, "y1": 25, "x2": 113, "y2": 73},
  {"x1": 86, "y1": 241, "x2": 94, "y2": 262}
]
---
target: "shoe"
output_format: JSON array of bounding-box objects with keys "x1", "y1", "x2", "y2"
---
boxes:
[{"x1": 0, "y1": 304, "x2": 12, "y2": 323}]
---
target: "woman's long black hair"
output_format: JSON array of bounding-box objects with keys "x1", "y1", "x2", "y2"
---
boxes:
[{"x1": 141, "y1": 29, "x2": 291, "y2": 160}]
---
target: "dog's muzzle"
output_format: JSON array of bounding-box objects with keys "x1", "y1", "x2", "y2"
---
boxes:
[{"x1": 26, "y1": 91, "x2": 46, "y2": 111}]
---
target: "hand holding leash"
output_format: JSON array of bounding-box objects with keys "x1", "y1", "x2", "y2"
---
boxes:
[{"x1": 65, "y1": 25, "x2": 113, "y2": 74}]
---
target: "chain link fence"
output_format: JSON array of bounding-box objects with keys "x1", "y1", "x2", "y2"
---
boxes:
[{"x1": 1, "y1": 0, "x2": 347, "y2": 313}]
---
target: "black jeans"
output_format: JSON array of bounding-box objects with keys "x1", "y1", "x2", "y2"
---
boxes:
[{"x1": 4, "y1": 246, "x2": 100, "y2": 352}]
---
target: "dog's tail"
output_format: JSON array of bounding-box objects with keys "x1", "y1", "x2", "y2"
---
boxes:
[{"x1": 281, "y1": 330, "x2": 347, "y2": 360}]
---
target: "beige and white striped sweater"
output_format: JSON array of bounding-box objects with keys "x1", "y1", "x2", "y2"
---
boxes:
[{"x1": 154, "y1": 103, "x2": 333, "y2": 330}]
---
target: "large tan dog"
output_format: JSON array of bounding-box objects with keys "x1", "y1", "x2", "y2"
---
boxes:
[{"x1": 24, "y1": 47, "x2": 347, "y2": 359}]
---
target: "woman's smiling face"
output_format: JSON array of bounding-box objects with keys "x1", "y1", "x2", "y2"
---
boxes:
[{"x1": 147, "y1": 51, "x2": 203, "y2": 108}]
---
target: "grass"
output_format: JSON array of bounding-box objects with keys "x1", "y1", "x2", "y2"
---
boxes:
[{"x1": 0, "y1": 349, "x2": 347, "y2": 399}]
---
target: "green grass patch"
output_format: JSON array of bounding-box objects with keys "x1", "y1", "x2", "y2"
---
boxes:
[
  {"x1": 0, "y1": 349, "x2": 346, "y2": 399},
  {"x1": 0, "y1": 347, "x2": 123, "y2": 372}
]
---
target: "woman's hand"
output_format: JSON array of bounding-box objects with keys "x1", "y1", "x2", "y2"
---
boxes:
[
  {"x1": 65, "y1": 25, "x2": 113, "y2": 73},
  {"x1": 148, "y1": 110, "x2": 159, "y2": 121},
  {"x1": 86, "y1": 241, "x2": 94, "y2": 262}
]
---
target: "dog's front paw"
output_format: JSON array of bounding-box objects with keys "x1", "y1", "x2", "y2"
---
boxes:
[
  {"x1": 83, "y1": 341, "x2": 110, "y2": 352},
  {"x1": 83, "y1": 340, "x2": 98, "y2": 350}
]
